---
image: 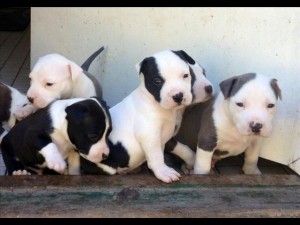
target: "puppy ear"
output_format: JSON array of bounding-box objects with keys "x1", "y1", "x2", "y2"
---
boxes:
[
  {"x1": 136, "y1": 57, "x2": 152, "y2": 77},
  {"x1": 65, "y1": 102, "x2": 88, "y2": 123},
  {"x1": 219, "y1": 76, "x2": 238, "y2": 99},
  {"x1": 172, "y1": 50, "x2": 196, "y2": 65},
  {"x1": 67, "y1": 61, "x2": 83, "y2": 81},
  {"x1": 270, "y1": 79, "x2": 282, "y2": 100}
]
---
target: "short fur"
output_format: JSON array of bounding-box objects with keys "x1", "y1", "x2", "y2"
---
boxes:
[
  {"x1": 14, "y1": 46, "x2": 105, "y2": 120},
  {"x1": 80, "y1": 50, "x2": 214, "y2": 183},
  {"x1": 166, "y1": 73, "x2": 282, "y2": 175},
  {"x1": 1, "y1": 97, "x2": 112, "y2": 175}
]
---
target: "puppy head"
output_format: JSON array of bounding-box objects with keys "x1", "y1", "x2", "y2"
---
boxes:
[
  {"x1": 220, "y1": 73, "x2": 282, "y2": 137},
  {"x1": 65, "y1": 98, "x2": 112, "y2": 163},
  {"x1": 171, "y1": 50, "x2": 214, "y2": 104},
  {"x1": 136, "y1": 50, "x2": 194, "y2": 109},
  {"x1": 27, "y1": 54, "x2": 83, "y2": 108}
]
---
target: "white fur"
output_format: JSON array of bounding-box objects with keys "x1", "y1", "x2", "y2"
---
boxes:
[
  {"x1": 39, "y1": 143, "x2": 67, "y2": 174},
  {"x1": 194, "y1": 74, "x2": 280, "y2": 175},
  {"x1": 99, "y1": 50, "x2": 213, "y2": 183},
  {"x1": 15, "y1": 53, "x2": 98, "y2": 119}
]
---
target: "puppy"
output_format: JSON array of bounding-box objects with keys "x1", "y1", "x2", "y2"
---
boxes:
[
  {"x1": 1, "y1": 97, "x2": 112, "y2": 175},
  {"x1": 80, "y1": 50, "x2": 214, "y2": 183},
  {"x1": 167, "y1": 73, "x2": 282, "y2": 175},
  {"x1": 0, "y1": 82, "x2": 29, "y2": 140},
  {"x1": 15, "y1": 46, "x2": 105, "y2": 120}
]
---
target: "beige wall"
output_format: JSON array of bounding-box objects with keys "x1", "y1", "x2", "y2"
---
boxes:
[{"x1": 31, "y1": 7, "x2": 300, "y2": 173}]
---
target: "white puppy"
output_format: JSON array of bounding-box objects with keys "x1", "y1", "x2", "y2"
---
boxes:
[
  {"x1": 15, "y1": 46, "x2": 104, "y2": 120},
  {"x1": 80, "y1": 50, "x2": 214, "y2": 183},
  {"x1": 168, "y1": 73, "x2": 282, "y2": 175}
]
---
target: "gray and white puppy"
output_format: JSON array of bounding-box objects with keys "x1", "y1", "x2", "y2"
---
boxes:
[{"x1": 167, "y1": 73, "x2": 282, "y2": 175}]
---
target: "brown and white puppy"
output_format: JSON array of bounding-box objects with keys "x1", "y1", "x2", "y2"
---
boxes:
[{"x1": 167, "y1": 73, "x2": 282, "y2": 175}]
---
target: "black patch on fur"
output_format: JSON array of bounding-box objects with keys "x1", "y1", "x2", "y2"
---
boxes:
[
  {"x1": 66, "y1": 99, "x2": 109, "y2": 156},
  {"x1": 0, "y1": 82, "x2": 12, "y2": 124},
  {"x1": 139, "y1": 56, "x2": 164, "y2": 103},
  {"x1": 270, "y1": 79, "x2": 282, "y2": 100},
  {"x1": 219, "y1": 73, "x2": 256, "y2": 99},
  {"x1": 214, "y1": 149, "x2": 229, "y2": 156},
  {"x1": 1, "y1": 105, "x2": 53, "y2": 175},
  {"x1": 80, "y1": 140, "x2": 130, "y2": 175},
  {"x1": 172, "y1": 50, "x2": 196, "y2": 65},
  {"x1": 172, "y1": 51, "x2": 197, "y2": 100},
  {"x1": 165, "y1": 137, "x2": 178, "y2": 152}
]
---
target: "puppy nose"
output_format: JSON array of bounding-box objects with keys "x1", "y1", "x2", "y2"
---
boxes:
[
  {"x1": 250, "y1": 122, "x2": 263, "y2": 133},
  {"x1": 205, "y1": 85, "x2": 213, "y2": 94},
  {"x1": 172, "y1": 92, "x2": 183, "y2": 103},
  {"x1": 27, "y1": 96, "x2": 34, "y2": 103},
  {"x1": 102, "y1": 153, "x2": 108, "y2": 160}
]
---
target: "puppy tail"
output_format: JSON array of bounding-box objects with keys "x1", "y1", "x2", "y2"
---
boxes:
[{"x1": 81, "y1": 46, "x2": 105, "y2": 71}]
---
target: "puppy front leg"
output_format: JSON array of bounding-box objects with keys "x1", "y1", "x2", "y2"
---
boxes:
[
  {"x1": 39, "y1": 143, "x2": 67, "y2": 174},
  {"x1": 194, "y1": 147, "x2": 214, "y2": 174},
  {"x1": 14, "y1": 104, "x2": 37, "y2": 122},
  {"x1": 165, "y1": 138, "x2": 195, "y2": 172},
  {"x1": 142, "y1": 141, "x2": 181, "y2": 183},
  {"x1": 242, "y1": 139, "x2": 262, "y2": 175},
  {"x1": 67, "y1": 150, "x2": 80, "y2": 175}
]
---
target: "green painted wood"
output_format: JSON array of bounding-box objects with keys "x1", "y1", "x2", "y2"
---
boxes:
[{"x1": 0, "y1": 175, "x2": 299, "y2": 218}]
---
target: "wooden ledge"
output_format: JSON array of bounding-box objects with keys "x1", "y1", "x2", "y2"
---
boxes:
[{"x1": 0, "y1": 174, "x2": 299, "y2": 218}]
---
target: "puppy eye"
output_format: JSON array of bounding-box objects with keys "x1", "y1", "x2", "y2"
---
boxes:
[
  {"x1": 46, "y1": 82, "x2": 54, "y2": 87},
  {"x1": 236, "y1": 102, "x2": 244, "y2": 107},
  {"x1": 183, "y1": 74, "x2": 189, "y2": 78},
  {"x1": 88, "y1": 133, "x2": 99, "y2": 142},
  {"x1": 153, "y1": 78, "x2": 163, "y2": 86},
  {"x1": 267, "y1": 103, "x2": 275, "y2": 108}
]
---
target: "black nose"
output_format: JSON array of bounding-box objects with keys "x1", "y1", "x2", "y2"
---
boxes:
[
  {"x1": 102, "y1": 153, "x2": 108, "y2": 160},
  {"x1": 205, "y1": 85, "x2": 213, "y2": 94},
  {"x1": 27, "y1": 96, "x2": 34, "y2": 103},
  {"x1": 172, "y1": 92, "x2": 183, "y2": 104},
  {"x1": 250, "y1": 122, "x2": 263, "y2": 133}
]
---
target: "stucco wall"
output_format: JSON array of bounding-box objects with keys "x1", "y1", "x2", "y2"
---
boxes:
[{"x1": 31, "y1": 7, "x2": 300, "y2": 173}]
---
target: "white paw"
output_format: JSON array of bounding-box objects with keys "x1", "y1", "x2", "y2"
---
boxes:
[
  {"x1": 12, "y1": 169, "x2": 31, "y2": 175},
  {"x1": 14, "y1": 105, "x2": 36, "y2": 120},
  {"x1": 193, "y1": 167, "x2": 210, "y2": 175},
  {"x1": 47, "y1": 158, "x2": 67, "y2": 174},
  {"x1": 243, "y1": 165, "x2": 262, "y2": 175},
  {"x1": 153, "y1": 165, "x2": 181, "y2": 183}
]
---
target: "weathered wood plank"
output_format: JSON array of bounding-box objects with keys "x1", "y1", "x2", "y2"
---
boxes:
[
  {"x1": 0, "y1": 175, "x2": 299, "y2": 218},
  {"x1": 0, "y1": 32, "x2": 10, "y2": 47},
  {"x1": 0, "y1": 26, "x2": 30, "y2": 85},
  {"x1": 12, "y1": 52, "x2": 30, "y2": 93},
  {"x1": 0, "y1": 32, "x2": 24, "y2": 70}
]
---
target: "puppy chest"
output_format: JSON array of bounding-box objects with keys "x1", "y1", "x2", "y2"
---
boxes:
[{"x1": 216, "y1": 135, "x2": 251, "y2": 158}]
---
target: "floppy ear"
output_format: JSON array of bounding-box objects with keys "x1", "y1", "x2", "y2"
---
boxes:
[
  {"x1": 172, "y1": 50, "x2": 196, "y2": 65},
  {"x1": 136, "y1": 57, "x2": 151, "y2": 77},
  {"x1": 67, "y1": 61, "x2": 83, "y2": 81},
  {"x1": 65, "y1": 102, "x2": 88, "y2": 124},
  {"x1": 219, "y1": 76, "x2": 238, "y2": 99},
  {"x1": 270, "y1": 79, "x2": 282, "y2": 100}
]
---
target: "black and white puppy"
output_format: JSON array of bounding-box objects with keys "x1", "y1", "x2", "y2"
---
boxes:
[
  {"x1": 166, "y1": 73, "x2": 282, "y2": 175},
  {"x1": 80, "y1": 50, "x2": 214, "y2": 183},
  {"x1": 1, "y1": 97, "x2": 111, "y2": 175},
  {"x1": 0, "y1": 82, "x2": 28, "y2": 142}
]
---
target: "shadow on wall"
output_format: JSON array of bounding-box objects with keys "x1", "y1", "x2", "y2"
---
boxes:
[{"x1": 0, "y1": 7, "x2": 30, "y2": 31}]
